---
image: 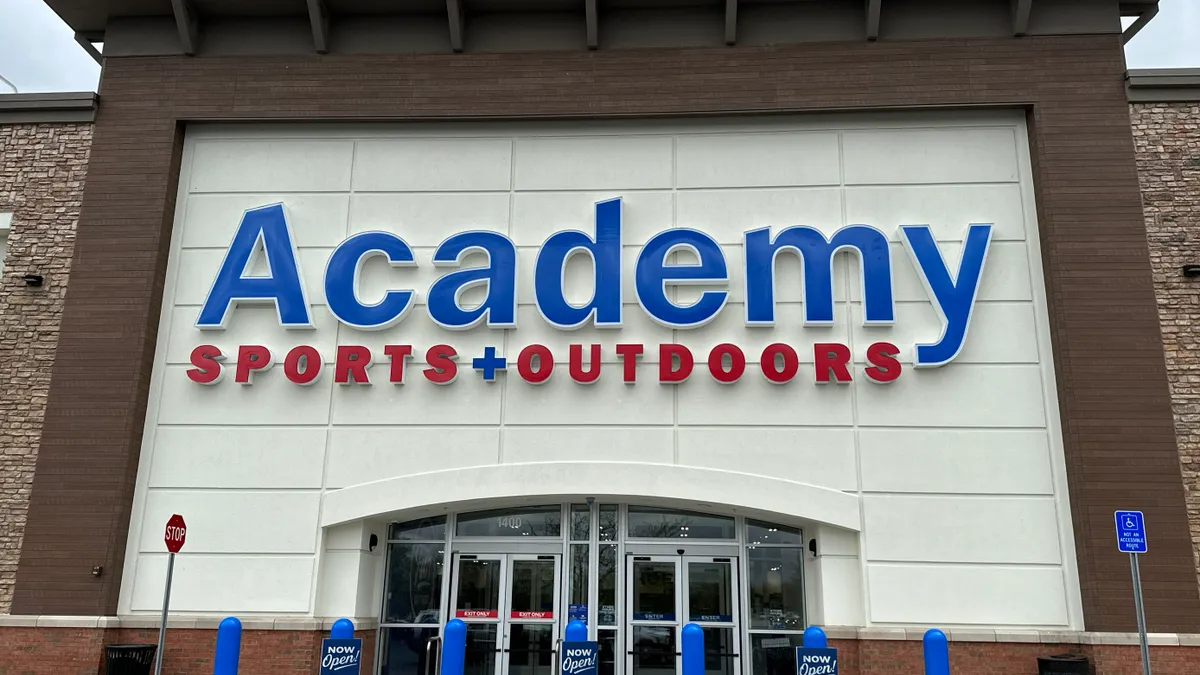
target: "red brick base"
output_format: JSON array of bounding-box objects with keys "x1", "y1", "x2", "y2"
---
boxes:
[
  {"x1": 829, "y1": 638, "x2": 1196, "y2": 674},
  {"x1": 0, "y1": 626, "x2": 376, "y2": 675},
  {"x1": 1, "y1": 627, "x2": 1195, "y2": 674}
]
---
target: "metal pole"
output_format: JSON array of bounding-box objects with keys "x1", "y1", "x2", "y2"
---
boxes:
[
  {"x1": 154, "y1": 551, "x2": 176, "y2": 675},
  {"x1": 1131, "y1": 552, "x2": 1152, "y2": 675}
]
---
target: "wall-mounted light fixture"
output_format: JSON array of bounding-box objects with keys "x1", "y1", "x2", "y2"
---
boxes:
[
  {"x1": 368, "y1": 534, "x2": 379, "y2": 552},
  {"x1": 1183, "y1": 265, "x2": 1200, "y2": 278},
  {"x1": 808, "y1": 539, "x2": 818, "y2": 558},
  {"x1": 22, "y1": 274, "x2": 43, "y2": 287}
]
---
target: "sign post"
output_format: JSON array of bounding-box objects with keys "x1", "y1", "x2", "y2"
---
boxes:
[
  {"x1": 1115, "y1": 510, "x2": 1150, "y2": 675},
  {"x1": 156, "y1": 514, "x2": 187, "y2": 675}
]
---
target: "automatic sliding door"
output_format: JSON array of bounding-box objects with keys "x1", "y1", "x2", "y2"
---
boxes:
[
  {"x1": 683, "y1": 557, "x2": 740, "y2": 675},
  {"x1": 450, "y1": 555, "x2": 507, "y2": 675},
  {"x1": 625, "y1": 556, "x2": 681, "y2": 675},
  {"x1": 504, "y1": 555, "x2": 560, "y2": 675}
]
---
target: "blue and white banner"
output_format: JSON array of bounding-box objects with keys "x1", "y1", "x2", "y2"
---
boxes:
[
  {"x1": 561, "y1": 641, "x2": 599, "y2": 675},
  {"x1": 320, "y1": 638, "x2": 363, "y2": 675},
  {"x1": 795, "y1": 647, "x2": 837, "y2": 675}
]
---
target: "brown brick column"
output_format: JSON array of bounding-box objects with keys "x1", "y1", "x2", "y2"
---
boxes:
[{"x1": 13, "y1": 35, "x2": 1200, "y2": 632}]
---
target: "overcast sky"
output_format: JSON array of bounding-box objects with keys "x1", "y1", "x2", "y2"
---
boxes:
[{"x1": 0, "y1": 0, "x2": 1197, "y2": 93}]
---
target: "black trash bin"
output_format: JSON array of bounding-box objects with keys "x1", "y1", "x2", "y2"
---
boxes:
[
  {"x1": 1037, "y1": 654, "x2": 1090, "y2": 675},
  {"x1": 104, "y1": 644, "x2": 157, "y2": 675}
]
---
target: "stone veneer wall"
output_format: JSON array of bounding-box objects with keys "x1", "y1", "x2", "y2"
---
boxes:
[
  {"x1": 1133, "y1": 101, "x2": 1200, "y2": 588},
  {"x1": 0, "y1": 123, "x2": 91, "y2": 612}
]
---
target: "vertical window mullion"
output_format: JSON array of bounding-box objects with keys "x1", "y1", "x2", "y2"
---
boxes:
[{"x1": 589, "y1": 501, "x2": 600, "y2": 640}]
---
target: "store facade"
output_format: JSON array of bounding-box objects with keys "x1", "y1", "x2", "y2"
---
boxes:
[
  {"x1": 133, "y1": 110, "x2": 1075, "y2": 675},
  {"x1": 3, "y1": 1, "x2": 1200, "y2": 674}
]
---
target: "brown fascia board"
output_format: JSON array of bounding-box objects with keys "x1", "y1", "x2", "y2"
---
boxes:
[
  {"x1": 0, "y1": 92, "x2": 98, "y2": 124},
  {"x1": 1127, "y1": 68, "x2": 1200, "y2": 102}
]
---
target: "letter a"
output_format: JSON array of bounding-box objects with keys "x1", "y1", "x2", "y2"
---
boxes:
[{"x1": 196, "y1": 203, "x2": 313, "y2": 329}]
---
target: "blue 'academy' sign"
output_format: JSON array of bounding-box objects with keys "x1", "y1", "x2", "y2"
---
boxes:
[
  {"x1": 795, "y1": 647, "x2": 838, "y2": 675},
  {"x1": 195, "y1": 199, "x2": 994, "y2": 369},
  {"x1": 561, "y1": 641, "x2": 599, "y2": 675},
  {"x1": 320, "y1": 638, "x2": 363, "y2": 675}
]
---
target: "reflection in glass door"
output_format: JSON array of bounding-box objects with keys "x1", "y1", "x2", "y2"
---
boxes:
[
  {"x1": 505, "y1": 555, "x2": 560, "y2": 675},
  {"x1": 449, "y1": 554, "x2": 562, "y2": 675},
  {"x1": 625, "y1": 556, "x2": 741, "y2": 675},
  {"x1": 625, "y1": 556, "x2": 681, "y2": 675},
  {"x1": 683, "y1": 557, "x2": 739, "y2": 675},
  {"x1": 451, "y1": 555, "x2": 507, "y2": 675}
]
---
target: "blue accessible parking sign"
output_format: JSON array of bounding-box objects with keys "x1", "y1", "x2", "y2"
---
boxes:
[{"x1": 1115, "y1": 510, "x2": 1148, "y2": 554}]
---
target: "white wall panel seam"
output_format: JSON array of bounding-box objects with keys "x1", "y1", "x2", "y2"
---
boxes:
[{"x1": 840, "y1": 128, "x2": 873, "y2": 628}]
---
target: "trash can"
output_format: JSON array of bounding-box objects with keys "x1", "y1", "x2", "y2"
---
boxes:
[
  {"x1": 104, "y1": 644, "x2": 156, "y2": 675},
  {"x1": 1037, "y1": 654, "x2": 1090, "y2": 675}
]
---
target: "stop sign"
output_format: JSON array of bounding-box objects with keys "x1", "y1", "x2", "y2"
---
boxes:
[{"x1": 164, "y1": 514, "x2": 187, "y2": 553}]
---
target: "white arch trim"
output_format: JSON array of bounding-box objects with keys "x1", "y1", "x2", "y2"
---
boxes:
[{"x1": 320, "y1": 461, "x2": 861, "y2": 531}]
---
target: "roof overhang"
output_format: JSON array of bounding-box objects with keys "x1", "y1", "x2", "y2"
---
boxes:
[{"x1": 43, "y1": 0, "x2": 1158, "y2": 56}]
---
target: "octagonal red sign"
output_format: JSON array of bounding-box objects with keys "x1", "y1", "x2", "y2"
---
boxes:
[{"x1": 164, "y1": 514, "x2": 187, "y2": 553}]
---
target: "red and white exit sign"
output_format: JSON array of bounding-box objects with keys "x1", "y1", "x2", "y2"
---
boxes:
[{"x1": 164, "y1": 514, "x2": 187, "y2": 553}]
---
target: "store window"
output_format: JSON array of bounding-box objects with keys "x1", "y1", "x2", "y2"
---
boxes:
[
  {"x1": 380, "y1": 516, "x2": 447, "y2": 675},
  {"x1": 626, "y1": 507, "x2": 736, "y2": 540},
  {"x1": 456, "y1": 505, "x2": 562, "y2": 537},
  {"x1": 745, "y1": 521, "x2": 807, "y2": 675}
]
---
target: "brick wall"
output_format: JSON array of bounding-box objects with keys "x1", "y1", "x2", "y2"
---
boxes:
[
  {"x1": 0, "y1": 123, "x2": 90, "y2": 614},
  {"x1": 1133, "y1": 102, "x2": 1200, "y2": 588},
  {"x1": 1, "y1": 626, "x2": 1195, "y2": 675},
  {"x1": 0, "y1": 626, "x2": 377, "y2": 675}
]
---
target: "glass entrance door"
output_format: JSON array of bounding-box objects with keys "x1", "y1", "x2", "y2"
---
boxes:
[
  {"x1": 625, "y1": 555, "x2": 740, "y2": 675},
  {"x1": 450, "y1": 554, "x2": 562, "y2": 675},
  {"x1": 682, "y1": 556, "x2": 739, "y2": 675}
]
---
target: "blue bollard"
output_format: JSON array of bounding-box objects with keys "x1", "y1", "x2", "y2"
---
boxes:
[
  {"x1": 212, "y1": 617, "x2": 242, "y2": 675},
  {"x1": 441, "y1": 619, "x2": 468, "y2": 675},
  {"x1": 923, "y1": 629, "x2": 950, "y2": 675},
  {"x1": 802, "y1": 626, "x2": 827, "y2": 649},
  {"x1": 565, "y1": 619, "x2": 588, "y2": 642},
  {"x1": 681, "y1": 623, "x2": 704, "y2": 675},
  {"x1": 331, "y1": 618, "x2": 355, "y2": 640}
]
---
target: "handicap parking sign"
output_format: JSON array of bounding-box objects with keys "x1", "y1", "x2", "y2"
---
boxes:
[{"x1": 1115, "y1": 510, "x2": 1148, "y2": 554}]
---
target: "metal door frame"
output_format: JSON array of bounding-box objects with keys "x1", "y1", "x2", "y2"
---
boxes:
[
  {"x1": 450, "y1": 553, "x2": 509, "y2": 675},
  {"x1": 448, "y1": 552, "x2": 564, "y2": 675},
  {"x1": 681, "y1": 555, "x2": 741, "y2": 675},
  {"x1": 624, "y1": 555, "x2": 683, "y2": 675},
  {"x1": 503, "y1": 554, "x2": 563, "y2": 675}
]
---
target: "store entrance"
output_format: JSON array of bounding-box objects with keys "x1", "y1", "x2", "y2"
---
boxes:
[
  {"x1": 450, "y1": 553, "x2": 563, "y2": 675},
  {"x1": 626, "y1": 555, "x2": 740, "y2": 675}
]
